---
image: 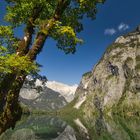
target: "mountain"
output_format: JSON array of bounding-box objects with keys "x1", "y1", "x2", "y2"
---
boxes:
[
  {"x1": 46, "y1": 81, "x2": 78, "y2": 102},
  {"x1": 74, "y1": 25, "x2": 140, "y2": 118},
  {"x1": 19, "y1": 76, "x2": 78, "y2": 111}
]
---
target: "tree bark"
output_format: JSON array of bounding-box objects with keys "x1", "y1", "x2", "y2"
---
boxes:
[
  {"x1": 27, "y1": 18, "x2": 56, "y2": 60},
  {"x1": 0, "y1": 73, "x2": 17, "y2": 113},
  {"x1": 0, "y1": 74, "x2": 26, "y2": 134}
]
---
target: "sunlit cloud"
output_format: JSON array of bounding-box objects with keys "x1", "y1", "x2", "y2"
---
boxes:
[
  {"x1": 118, "y1": 23, "x2": 129, "y2": 31},
  {"x1": 104, "y1": 23, "x2": 130, "y2": 36},
  {"x1": 104, "y1": 28, "x2": 116, "y2": 35}
]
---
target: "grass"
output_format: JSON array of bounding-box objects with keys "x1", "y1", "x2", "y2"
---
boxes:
[
  {"x1": 135, "y1": 55, "x2": 140, "y2": 72},
  {"x1": 135, "y1": 64, "x2": 140, "y2": 71},
  {"x1": 58, "y1": 97, "x2": 81, "y2": 118},
  {"x1": 136, "y1": 55, "x2": 140, "y2": 62},
  {"x1": 111, "y1": 51, "x2": 123, "y2": 59},
  {"x1": 130, "y1": 42, "x2": 136, "y2": 48},
  {"x1": 126, "y1": 57, "x2": 133, "y2": 63},
  {"x1": 82, "y1": 71, "x2": 92, "y2": 78},
  {"x1": 106, "y1": 74, "x2": 113, "y2": 80},
  {"x1": 109, "y1": 58, "x2": 140, "y2": 117},
  {"x1": 121, "y1": 100, "x2": 140, "y2": 116}
]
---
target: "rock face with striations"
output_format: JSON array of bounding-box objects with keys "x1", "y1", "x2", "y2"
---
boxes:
[{"x1": 74, "y1": 26, "x2": 140, "y2": 117}]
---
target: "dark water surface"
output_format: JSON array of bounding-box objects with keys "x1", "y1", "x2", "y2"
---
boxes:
[{"x1": 0, "y1": 115, "x2": 139, "y2": 140}]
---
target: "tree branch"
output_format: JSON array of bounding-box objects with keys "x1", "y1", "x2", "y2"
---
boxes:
[
  {"x1": 16, "y1": 4, "x2": 44, "y2": 56},
  {"x1": 27, "y1": 0, "x2": 71, "y2": 60}
]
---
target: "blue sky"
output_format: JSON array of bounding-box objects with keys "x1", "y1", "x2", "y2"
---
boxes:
[{"x1": 1, "y1": 0, "x2": 140, "y2": 85}]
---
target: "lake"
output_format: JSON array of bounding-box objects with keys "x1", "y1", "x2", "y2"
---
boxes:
[{"x1": 0, "y1": 115, "x2": 139, "y2": 140}]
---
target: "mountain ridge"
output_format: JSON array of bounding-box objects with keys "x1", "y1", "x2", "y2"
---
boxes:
[{"x1": 20, "y1": 77, "x2": 78, "y2": 111}]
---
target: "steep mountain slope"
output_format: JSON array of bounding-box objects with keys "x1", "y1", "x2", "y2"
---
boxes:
[
  {"x1": 74, "y1": 26, "x2": 140, "y2": 117},
  {"x1": 20, "y1": 77, "x2": 77, "y2": 111}
]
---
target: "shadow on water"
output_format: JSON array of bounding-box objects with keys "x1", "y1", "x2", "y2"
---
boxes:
[{"x1": 0, "y1": 114, "x2": 140, "y2": 140}]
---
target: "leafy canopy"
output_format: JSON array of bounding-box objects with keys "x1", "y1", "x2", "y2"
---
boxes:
[
  {"x1": 4, "y1": 0, "x2": 105, "y2": 53},
  {"x1": 0, "y1": 0, "x2": 105, "y2": 73},
  {"x1": 0, "y1": 26, "x2": 38, "y2": 74},
  {"x1": 0, "y1": 46, "x2": 38, "y2": 74}
]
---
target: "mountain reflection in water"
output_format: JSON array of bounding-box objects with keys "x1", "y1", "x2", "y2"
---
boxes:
[{"x1": 0, "y1": 115, "x2": 139, "y2": 140}]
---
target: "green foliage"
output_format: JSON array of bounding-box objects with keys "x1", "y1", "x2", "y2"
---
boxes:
[
  {"x1": 136, "y1": 55, "x2": 140, "y2": 62},
  {"x1": 0, "y1": 26, "x2": 13, "y2": 36},
  {"x1": 5, "y1": 0, "x2": 56, "y2": 26},
  {"x1": 52, "y1": 25, "x2": 83, "y2": 54},
  {"x1": 135, "y1": 64, "x2": 140, "y2": 71},
  {"x1": 0, "y1": 46, "x2": 38, "y2": 74},
  {"x1": 111, "y1": 51, "x2": 123, "y2": 60},
  {"x1": 135, "y1": 55, "x2": 140, "y2": 71},
  {"x1": 0, "y1": 46, "x2": 7, "y2": 54},
  {"x1": 82, "y1": 71, "x2": 92, "y2": 77},
  {"x1": 125, "y1": 57, "x2": 133, "y2": 67},
  {"x1": 77, "y1": 0, "x2": 105, "y2": 19},
  {"x1": 4, "y1": 0, "x2": 105, "y2": 54},
  {"x1": 0, "y1": 25, "x2": 38, "y2": 74},
  {"x1": 0, "y1": 25, "x2": 18, "y2": 53},
  {"x1": 106, "y1": 74, "x2": 113, "y2": 80},
  {"x1": 126, "y1": 57, "x2": 133, "y2": 62}
]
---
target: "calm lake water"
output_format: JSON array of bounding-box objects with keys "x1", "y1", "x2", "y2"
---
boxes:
[{"x1": 0, "y1": 115, "x2": 140, "y2": 140}]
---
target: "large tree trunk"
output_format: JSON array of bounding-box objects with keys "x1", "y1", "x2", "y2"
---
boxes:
[
  {"x1": 0, "y1": 74, "x2": 26, "y2": 134},
  {"x1": 0, "y1": 73, "x2": 17, "y2": 113}
]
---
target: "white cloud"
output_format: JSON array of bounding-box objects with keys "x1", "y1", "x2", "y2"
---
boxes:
[
  {"x1": 104, "y1": 28, "x2": 116, "y2": 35},
  {"x1": 118, "y1": 23, "x2": 129, "y2": 31},
  {"x1": 104, "y1": 23, "x2": 130, "y2": 36}
]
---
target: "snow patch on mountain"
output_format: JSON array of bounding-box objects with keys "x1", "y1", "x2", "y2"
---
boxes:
[{"x1": 46, "y1": 81, "x2": 78, "y2": 102}]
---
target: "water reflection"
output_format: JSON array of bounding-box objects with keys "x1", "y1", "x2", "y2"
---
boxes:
[
  {"x1": 0, "y1": 115, "x2": 139, "y2": 140},
  {"x1": 0, "y1": 116, "x2": 70, "y2": 140},
  {"x1": 85, "y1": 115, "x2": 140, "y2": 140}
]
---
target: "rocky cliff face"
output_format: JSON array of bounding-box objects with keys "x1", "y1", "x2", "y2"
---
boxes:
[
  {"x1": 20, "y1": 76, "x2": 77, "y2": 111},
  {"x1": 74, "y1": 26, "x2": 140, "y2": 117}
]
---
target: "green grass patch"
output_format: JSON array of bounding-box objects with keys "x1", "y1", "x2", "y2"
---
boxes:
[
  {"x1": 136, "y1": 55, "x2": 140, "y2": 62},
  {"x1": 82, "y1": 71, "x2": 92, "y2": 78},
  {"x1": 135, "y1": 63, "x2": 140, "y2": 71}
]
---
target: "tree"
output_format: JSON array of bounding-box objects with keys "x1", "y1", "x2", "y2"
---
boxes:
[{"x1": 0, "y1": 0, "x2": 105, "y2": 134}]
